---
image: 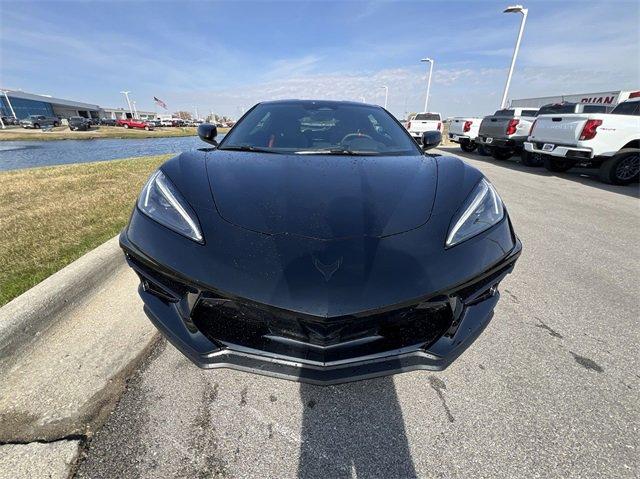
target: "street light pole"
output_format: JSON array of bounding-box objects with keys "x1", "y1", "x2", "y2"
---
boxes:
[
  {"x1": 381, "y1": 85, "x2": 389, "y2": 109},
  {"x1": 120, "y1": 91, "x2": 134, "y2": 118},
  {"x1": 500, "y1": 5, "x2": 528, "y2": 109},
  {"x1": 1, "y1": 90, "x2": 17, "y2": 119},
  {"x1": 420, "y1": 58, "x2": 434, "y2": 112},
  {"x1": 132, "y1": 100, "x2": 138, "y2": 119},
  {"x1": 360, "y1": 96, "x2": 366, "y2": 103}
]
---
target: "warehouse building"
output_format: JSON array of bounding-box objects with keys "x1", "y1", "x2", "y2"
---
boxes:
[
  {"x1": 0, "y1": 89, "x2": 102, "y2": 120},
  {"x1": 102, "y1": 107, "x2": 157, "y2": 120}
]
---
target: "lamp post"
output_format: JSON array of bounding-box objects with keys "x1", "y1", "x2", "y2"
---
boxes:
[
  {"x1": 381, "y1": 85, "x2": 389, "y2": 109},
  {"x1": 420, "y1": 58, "x2": 434, "y2": 112},
  {"x1": 500, "y1": 5, "x2": 528, "y2": 109},
  {"x1": 132, "y1": 100, "x2": 138, "y2": 119},
  {"x1": 1, "y1": 90, "x2": 17, "y2": 119},
  {"x1": 120, "y1": 91, "x2": 134, "y2": 118},
  {"x1": 360, "y1": 96, "x2": 366, "y2": 103}
]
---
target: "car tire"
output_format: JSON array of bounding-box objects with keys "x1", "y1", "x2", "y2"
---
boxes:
[
  {"x1": 460, "y1": 141, "x2": 477, "y2": 153},
  {"x1": 598, "y1": 149, "x2": 640, "y2": 185},
  {"x1": 477, "y1": 144, "x2": 490, "y2": 156},
  {"x1": 53, "y1": 122, "x2": 59, "y2": 127},
  {"x1": 33, "y1": 123, "x2": 40, "y2": 129},
  {"x1": 543, "y1": 156, "x2": 573, "y2": 173},
  {"x1": 520, "y1": 149, "x2": 543, "y2": 167},
  {"x1": 123, "y1": 124, "x2": 129, "y2": 129},
  {"x1": 491, "y1": 148, "x2": 513, "y2": 161},
  {"x1": 144, "y1": 126, "x2": 150, "y2": 131}
]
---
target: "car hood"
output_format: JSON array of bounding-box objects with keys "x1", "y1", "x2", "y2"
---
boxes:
[{"x1": 205, "y1": 151, "x2": 438, "y2": 240}]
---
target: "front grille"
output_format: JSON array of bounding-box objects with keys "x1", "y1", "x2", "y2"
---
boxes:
[{"x1": 191, "y1": 296, "x2": 453, "y2": 363}]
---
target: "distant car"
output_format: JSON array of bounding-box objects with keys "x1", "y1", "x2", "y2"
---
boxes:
[
  {"x1": 116, "y1": 118, "x2": 154, "y2": 130},
  {"x1": 99, "y1": 118, "x2": 117, "y2": 126},
  {"x1": 1, "y1": 116, "x2": 19, "y2": 126},
  {"x1": 406, "y1": 112, "x2": 442, "y2": 143},
  {"x1": 20, "y1": 115, "x2": 60, "y2": 129},
  {"x1": 159, "y1": 119, "x2": 174, "y2": 127},
  {"x1": 68, "y1": 116, "x2": 90, "y2": 131},
  {"x1": 146, "y1": 119, "x2": 162, "y2": 128},
  {"x1": 171, "y1": 119, "x2": 186, "y2": 127},
  {"x1": 448, "y1": 117, "x2": 483, "y2": 152},
  {"x1": 476, "y1": 107, "x2": 539, "y2": 161}
]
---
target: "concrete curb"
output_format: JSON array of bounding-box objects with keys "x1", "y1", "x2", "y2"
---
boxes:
[{"x1": 0, "y1": 235, "x2": 123, "y2": 361}]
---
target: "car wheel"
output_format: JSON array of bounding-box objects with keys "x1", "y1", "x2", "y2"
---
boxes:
[
  {"x1": 33, "y1": 123, "x2": 40, "y2": 129},
  {"x1": 491, "y1": 148, "x2": 513, "y2": 161},
  {"x1": 144, "y1": 126, "x2": 150, "y2": 131},
  {"x1": 520, "y1": 150, "x2": 543, "y2": 167},
  {"x1": 543, "y1": 156, "x2": 573, "y2": 173},
  {"x1": 477, "y1": 144, "x2": 490, "y2": 156},
  {"x1": 53, "y1": 122, "x2": 59, "y2": 127},
  {"x1": 123, "y1": 124, "x2": 129, "y2": 129},
  {"x1": 598, "y1": 149, "x2": 640, "y2": 185},
  {"x1": 460, "y1": 141, "x2": 477, "y2": 153}
]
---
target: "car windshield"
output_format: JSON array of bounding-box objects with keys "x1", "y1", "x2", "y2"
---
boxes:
[{"x1": 219, "y1": 102, "x2": 422, "y2": 156}]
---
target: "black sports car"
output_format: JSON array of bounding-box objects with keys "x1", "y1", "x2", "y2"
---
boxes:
[{"x1": 120, "y1": 100, "x2": 521, "y2": 384}]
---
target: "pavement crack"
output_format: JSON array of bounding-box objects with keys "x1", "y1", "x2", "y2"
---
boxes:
[
  {"x1": 570, "y1": 351, "x2": 604, "y2": 373},
  {"x1": 535, "y1": 318, "x2": 563, "y2": 339},
  {"x1": 428, "y1": 376, "x2": 455, "y2": 423},
  {"x1": 0, "y1": 434, "x2": 86, "y2": 446},
  {"x1": 239, "y1": 387, "x2": 248, "y2": 406}
]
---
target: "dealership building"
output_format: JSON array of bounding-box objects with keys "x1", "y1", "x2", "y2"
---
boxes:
[{"x1": 0, "y1": 89, "x2": 156, "y2": 121}]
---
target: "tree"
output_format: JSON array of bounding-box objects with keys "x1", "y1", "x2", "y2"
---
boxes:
[{"x1": 173, "y1": 111, "x2": 192, "y2": 120}]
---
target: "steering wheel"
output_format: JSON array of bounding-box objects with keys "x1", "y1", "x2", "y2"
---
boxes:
[{"x1": 341, "y1": 132, "x2": 373, "y2": 144}]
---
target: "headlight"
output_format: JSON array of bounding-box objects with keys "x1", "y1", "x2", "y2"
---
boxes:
[
  {"x1": 446, "y1": 178, "x2": 504, "y2": 248},
  {"x1": 137, "y1": 170, "x2": 204, "y2": 243}
]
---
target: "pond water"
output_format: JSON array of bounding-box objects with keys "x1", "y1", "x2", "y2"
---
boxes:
[{"x1": 0, "y1": 135, "x2": 225, "y2": 171}]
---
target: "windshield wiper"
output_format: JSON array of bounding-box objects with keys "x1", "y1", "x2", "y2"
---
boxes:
[
  {"x1": 218, "y1": 145, "x2": 281, "y2": 154},
  {"x1": 295, "y1": 148, "x2": 380, "y2": 156}
]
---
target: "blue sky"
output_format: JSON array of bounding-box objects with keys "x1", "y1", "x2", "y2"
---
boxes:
[{"x1": 1, "y1": 0, "x2": 638, "y2": 118}]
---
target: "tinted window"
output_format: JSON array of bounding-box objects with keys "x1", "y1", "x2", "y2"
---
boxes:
[
  {"x1": 414, "y1": 113, "x2": 440, "y2": 121},
  {"x1": 494, "y1": 109, "x2": 514, "y2": 117},
  {"x1": 583, "y1": 105, "x2": 608, "y2": 113},
  {"x1": 611, "y1": 101, "x2": 639, "y2": 116},
  {"x1": 521, "y1": 110, "x2": 538, "y2": 117},
  {"x1": 220, "y1": 102, "x2": 422, "y2": 156},
  {"x1": 538, "y1": 104, "x2": 576, "y2": 115}
]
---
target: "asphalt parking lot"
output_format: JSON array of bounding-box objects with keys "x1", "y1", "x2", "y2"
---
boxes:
[{"x1": 75, "y1": 146, "x2": 639, "y2": 478}]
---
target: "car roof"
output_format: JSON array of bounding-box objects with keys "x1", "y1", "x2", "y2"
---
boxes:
[{"x1": 257, "y1": 99, "x2": 382, "y2": 108}]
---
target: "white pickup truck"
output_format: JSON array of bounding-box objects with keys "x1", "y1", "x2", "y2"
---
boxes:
[
  {"x1": 448, "y1": 117, "x2": 482, "y2": 152},
  {"x1": 407, "y1": 112, "x2": 442, "y2": 143},
  {"x1": 524, "y1": 97, "x2": 640, "y2": 185}
]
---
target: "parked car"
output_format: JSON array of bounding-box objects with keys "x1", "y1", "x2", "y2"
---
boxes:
[
  {"x1": 68, "y1": 116, "x2": 90, "y2": 131},
  {"x1": 406, "y1": 112, "x2": 442, "y2": 143},
  {"x1": 116, "y1": 118, "x2": 154, "y2": 130},
  {"x1": 119, "y1": 99, "x2": 521, "y2": 384},
  {"x1": 20, "y1": 115, "x2": 60, "y2": 129},
  {"x1": 524, "y1": 96, "x2": 640, "y2": 184},
  {"x1": 146, "y1": 119, "x2": 162, "y2": 128},
  {"x1": 476, "y1": 107, "x2": 539, "y2": 161},
  {"x1": 159, "y1": 119, "x2": 174, "y2": 127},
  {"x1": 448, "y1": 117, "x2": 483, "y2": 152},
  {"x1": 520, "y1": 102, "x2": 613, "y2": 166},
  {"x1": 1, "y1": 116, "x2": 19, "y2": 126},
  {"x1": 99, "y1": 118, "x2": 117, "y2": 126}
]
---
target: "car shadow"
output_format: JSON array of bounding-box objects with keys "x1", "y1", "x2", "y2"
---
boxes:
[
  {"x1": 297, "y1": 377, "x2": 417, "y2": 479},
  {"x1": 437, "y1": 146, "x2": 640, "y2": 200}
]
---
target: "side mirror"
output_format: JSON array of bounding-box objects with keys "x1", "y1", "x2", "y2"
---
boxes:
[
  {"x1": 422, "y1": 131, "x2": 441, "y2": 151},
  {"x1": 197, "y1": 123, "x2": 218, "y2": 146}
]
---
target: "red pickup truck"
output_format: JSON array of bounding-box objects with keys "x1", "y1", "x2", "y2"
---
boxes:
[{"x1": 116, "y1": 118, "x2": 154, "y2": 130}]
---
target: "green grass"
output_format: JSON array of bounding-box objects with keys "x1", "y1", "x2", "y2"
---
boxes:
[{"x1": 0, "y1": 154, "x2": 172, "y2": 306}]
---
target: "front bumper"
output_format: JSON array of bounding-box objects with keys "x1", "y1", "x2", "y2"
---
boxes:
[
  {"x1": 120, "y1": 231, "x2": 521, "y2": 385},
  {"x1": 524, "y1": 141, "x2": 594, "y2": 160}
]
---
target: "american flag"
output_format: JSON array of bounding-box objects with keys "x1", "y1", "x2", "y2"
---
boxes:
[{"x1": 153, "y1": 96, "x2": 168, "y2": 110}]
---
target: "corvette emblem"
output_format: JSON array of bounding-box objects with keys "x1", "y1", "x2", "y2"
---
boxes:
[{"x1": 312, "y1": 256, "x2": 343, "y2": 282}]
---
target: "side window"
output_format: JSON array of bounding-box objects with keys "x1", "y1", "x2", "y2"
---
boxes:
[
  {"x1": 521, "y1": 110, "x2": 538, "y2": 117},
  {"x1": 611, "y1": 102, "x2": 640, "y2": 116},
  {"x1": 583, "y1": 105, "x2": 607, "y2": 113}
]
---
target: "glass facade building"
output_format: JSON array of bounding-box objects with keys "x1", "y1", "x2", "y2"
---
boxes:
[{"x1": 0, "y1": 96, "x2": 55, "y2": 119}]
